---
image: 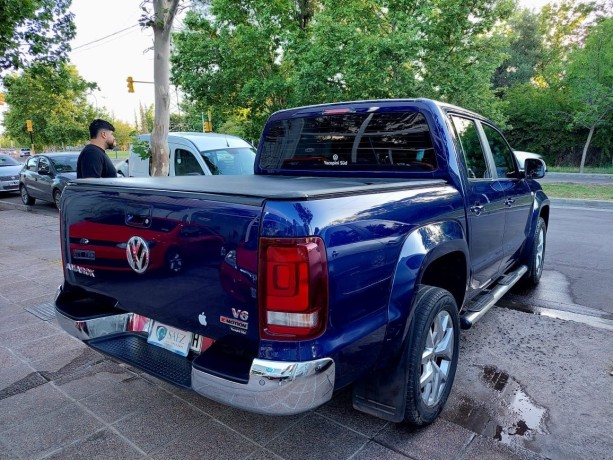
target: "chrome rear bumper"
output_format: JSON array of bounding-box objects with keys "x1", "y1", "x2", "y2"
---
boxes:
[{"x1": 54, "y1": 295, "x2": 335, "y2": 415}]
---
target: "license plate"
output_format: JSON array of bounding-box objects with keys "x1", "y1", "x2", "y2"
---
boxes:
[
  {"x1": 73, "y1": 249, "x2": 95, "y2": 260},
  {"x1": 147, "y1": 322, "x2": 192, "y2": 357}
]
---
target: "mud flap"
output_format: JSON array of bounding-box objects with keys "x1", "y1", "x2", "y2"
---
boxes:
[{"x1": 352, "y1": 348, "x2": 409, "y2": 423}]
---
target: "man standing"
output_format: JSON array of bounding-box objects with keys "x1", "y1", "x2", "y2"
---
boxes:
[{"x1": 77, "y1": 119, "x2": 118, "y2": 178}]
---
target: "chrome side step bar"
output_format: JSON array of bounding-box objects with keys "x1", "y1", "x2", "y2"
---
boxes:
[{"x1": 461, "y1": 265, "x2": 528, "y2": 329}]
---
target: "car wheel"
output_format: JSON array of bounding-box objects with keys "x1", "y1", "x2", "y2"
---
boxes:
[
  {"x1": 524, "y1": 217, "x2": 546, "y2": 286},
  {"x1": 20, "y1": 185, "x2": 35, "y2": 205},
  {"x1": 165, "y1": 248, "x2": 183, "y2": 274},
  {"x1": 53, "y1": 189, "x2": 62, "y2": 210},
  {"x1": 404, "y1": 285, "x2": 460, "y2": 426}
]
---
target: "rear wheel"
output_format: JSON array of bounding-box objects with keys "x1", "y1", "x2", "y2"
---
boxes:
[
  {"x1": 404, "y1": 285, "x2": 460, "y2": 426},
  {"x1": 524, "y1": 217, "x2": 546, "y2": 286},
  {"x1": 53, "y1": 189, "x2": 62, "y2": 210},
  {"x1": 20, "y1": 185, "x2": 35, "y2": 205}
]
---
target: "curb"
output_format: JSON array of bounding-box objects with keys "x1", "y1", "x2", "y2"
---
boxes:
[{"x1": 550, "y1": 198, "x2": 613, "y2": 210}]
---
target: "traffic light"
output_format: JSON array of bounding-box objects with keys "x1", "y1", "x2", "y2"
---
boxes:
[
  {"x1": 127, "y1": 76, "x2": 135, "y2": 93},
  {"x1": 203, "y1": 121, "x2": 212, "y2": 132},
  {"x1": 26, "y1": 119, "x2": 33, "y2": 132},
  {"x1": 0, "y1": 93, "x2": 5, "y2": 105}
]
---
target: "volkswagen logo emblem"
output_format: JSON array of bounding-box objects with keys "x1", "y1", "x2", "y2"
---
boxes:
[{"x1": 126, "y1": 236, "x2": 150, "y2": 273}]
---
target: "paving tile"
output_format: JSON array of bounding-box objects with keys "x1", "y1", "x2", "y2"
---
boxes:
[
  {"x1": 265, "y1": 413, "x2": 369, "y2": 460},
  {"x1": 173, "y1": 386, "x2": 237, "y2": 419},
  {"x1": 316, "y1": 388, "x2": 389, "y2": 437},
  {"x1": 112, "y1": 395, "x2": 212, "y2": 453},
  {"x1": 374, "y1": 418, "x2": 475, "y2": 460},
  {"x1": 55, "y1": 359, "x2": 138, "y2": 401},
  {"x1": 214, "y1": 407, "x2": 306, "y2": 444},
  {"x1": 13, "y1": 329, "x2": 86, "y2": 363},
  {"x1": 1, "y1": 280, "x2": 55, "y2": 303},
  {"x1": 149, "y1": 418, "x2": 259, "y2": 460},
  {"x1": 351, "y1": 441, "x2": 410, "y2": 460},
  {"x1": 0, "y1": 382, "x2": 72, "y2": 432},
  {"x1": 0, "y1": 345, "x2": 22, "y2": 370},
  {"x1": 32, "y1": 345, "x2": 104, "y2": 381},
  {"x1": 0, "y1": 361, "x2": 36, "y2": 392},
  {"x1": 246, "y1": 447, "x2": 285, "y2": 460},
  {"x1": 0, "y1": 402, "x2": 104, "y2": 458},
  {"x1": 80, "y1": 376, "x2": 172, "y2": 423},
  {"x1": 0, "y1": 320, "x2": 61, "y2": 348},
  {"x1": 44, "y1": 429, "x2": 147, "y2": 459},
  {"x1": 460, "y1": 435, "x2": 546, "y2": 460},
  {"x1": 0, "y1": 309, "x2": 42, "y2": 333}
]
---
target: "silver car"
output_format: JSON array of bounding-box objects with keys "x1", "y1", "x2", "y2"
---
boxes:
[{"x1": 0, "y1": 154, "x2": 22, "y2": 194}]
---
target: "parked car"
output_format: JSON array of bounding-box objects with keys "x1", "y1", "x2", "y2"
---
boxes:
[
  {"x1": 129, "y1": 132, "x2": 256, "y2": 177},
  {"x1": 0, "y1": 154, "x2": 22, "y2": 194},
  {"x1": 514, "y1": 150, "x2": 547, "y2": 172},
  {"x1": 115, "y1": 158, "x2": 129, "y2": 177},
  {"x1": 19, "y1": 152, "x2": 79, "y2": 210},
  {"x1": 19, "y1": 148, "x2": 31, "y2": 157}
]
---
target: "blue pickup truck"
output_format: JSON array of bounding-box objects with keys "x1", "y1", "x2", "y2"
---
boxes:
[{"x1": 55, "y1": 98, "x2": 548, "y2": 425}]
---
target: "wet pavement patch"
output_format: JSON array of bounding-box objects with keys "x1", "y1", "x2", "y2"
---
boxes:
[
  {"x1": 444, "y1": 366, "x2": 548, "y2": 449},
  {"x1": 0, "y1": 372, "x2": 49, "y2": 400}
]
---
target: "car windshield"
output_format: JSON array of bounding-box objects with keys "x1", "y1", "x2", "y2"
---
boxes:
[
  {"x1": 200, "y1": 147, "x2": 255, "y2": 175},
  {"x1": 0, "y1": 155, "x2": 20, "y2": 166},
  {"x1": 50, "y1": 155, "x2": 78, "y2": 172}
]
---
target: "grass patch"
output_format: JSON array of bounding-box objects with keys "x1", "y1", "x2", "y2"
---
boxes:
[
  {"x1": 107, "y1": 150, "x2": 129, "y2": 161},
  {"x1": 541, "y1": 183, "x2": 613, "y2": 200},
  {"x1": 548, "y1": 165, "x2": 613, "y2": 174}
]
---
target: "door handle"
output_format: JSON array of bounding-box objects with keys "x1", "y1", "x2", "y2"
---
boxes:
[
  {"x1": 505, "y1": 198, "x2": 515, "y2": 207},
  {"x1": 470, "y1": 204, "x2": 484, "y2": 216}
]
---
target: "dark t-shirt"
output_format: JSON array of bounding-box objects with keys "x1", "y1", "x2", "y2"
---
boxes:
[{"x1": 77, "y1": 144, "x2": 117, "y2": 178}]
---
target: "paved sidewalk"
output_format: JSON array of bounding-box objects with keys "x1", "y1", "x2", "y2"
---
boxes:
[{"x1": 1, "y1": 209, "x2": 611, "y2": 459}]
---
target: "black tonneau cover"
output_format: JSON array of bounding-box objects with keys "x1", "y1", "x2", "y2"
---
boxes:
[{"x1": 72, "y1": 175, "x2": 446, "y2": 200}]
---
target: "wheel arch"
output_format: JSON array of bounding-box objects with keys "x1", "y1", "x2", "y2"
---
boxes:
[{"x1": 352, "y1": 218, "x2": 468, "y2": 423}]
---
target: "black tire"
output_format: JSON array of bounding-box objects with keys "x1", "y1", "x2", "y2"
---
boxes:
[
  {"x1": 165, "y1": 248, "x2": 183, "y2": 274},
  {"x1": 53, "y1": 189, "x2": 62, "y2": 210},
  {"x1": 20, "y1": 185, "x2": 35, "y2": 205},
  {"x1": 404, "y1": 285, "x2": 460, "y2": 426},
  {"x1": 524, "y1": 217, "x2": 546, "y2": 286}
]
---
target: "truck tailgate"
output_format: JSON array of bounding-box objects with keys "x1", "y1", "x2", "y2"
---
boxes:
[{"x1": 59, "y1": 182, "x2": 264, "y2": 346}]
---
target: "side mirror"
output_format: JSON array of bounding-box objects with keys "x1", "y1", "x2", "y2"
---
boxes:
[
  {"x1": 38, "y1": 168, "x2": 50, "y2": 176},
  {"x1": 524, "y1": 158, "x2": 546, "y2": 179}
]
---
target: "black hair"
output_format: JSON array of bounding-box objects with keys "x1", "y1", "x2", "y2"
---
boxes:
[{"x1": 89, "y1": 119, "x2": 115, "y2": 139}]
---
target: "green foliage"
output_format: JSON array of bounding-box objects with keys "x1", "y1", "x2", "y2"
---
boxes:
[
  {"x1": 2, "y1": 63, "x2": 97, "y2": 150},
  {"x1": 130, "y1": 134, "x2": 151, "y2": 160},
  {"x1": 0, "y1": 0, "x2": 75, "y2": 77},
  {"x1": 493, "y1": 8, "x2": 545, "y2": 89},
  {"x1": 172, "y1": 0, "x2": 516, "y2": 137}
]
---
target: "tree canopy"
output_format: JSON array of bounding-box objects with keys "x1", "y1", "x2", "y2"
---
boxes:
[
  {"x1": 3, "y1": 63, "x2": 97, "y2": 149},
  {"x1": 0, "y1": 0, "x2": 75, "y2": 78}
]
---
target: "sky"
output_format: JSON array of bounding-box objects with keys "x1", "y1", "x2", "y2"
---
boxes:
[{"x1": 69, "y1": 0, "x2": 158, "y2": 123}]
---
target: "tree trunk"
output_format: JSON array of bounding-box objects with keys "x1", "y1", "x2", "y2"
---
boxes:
[
  {"x1": 149, "y1": 0, "x2": 174, "y2": 177},
  {"x1": 579, "y1": 124, "x2": 595, "y2": 174}
]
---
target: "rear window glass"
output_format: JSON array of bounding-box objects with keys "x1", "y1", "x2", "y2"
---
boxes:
[{"x1": 259, "y1": 111, "x2": 436, "y2": 172}]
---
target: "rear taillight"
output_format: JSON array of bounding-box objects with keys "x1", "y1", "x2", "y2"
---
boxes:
[{"x1": 259, "y1": 237, "x2": 328, "y2": 341}]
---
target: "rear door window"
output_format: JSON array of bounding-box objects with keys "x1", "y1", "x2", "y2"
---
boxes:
[{"x1": 260, "y1": 111, "x2": 436, "y2": 172}]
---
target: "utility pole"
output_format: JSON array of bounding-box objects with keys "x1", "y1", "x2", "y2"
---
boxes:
[{"x1": 26, "y1": 119, "x2": 34, "y2": 154}]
